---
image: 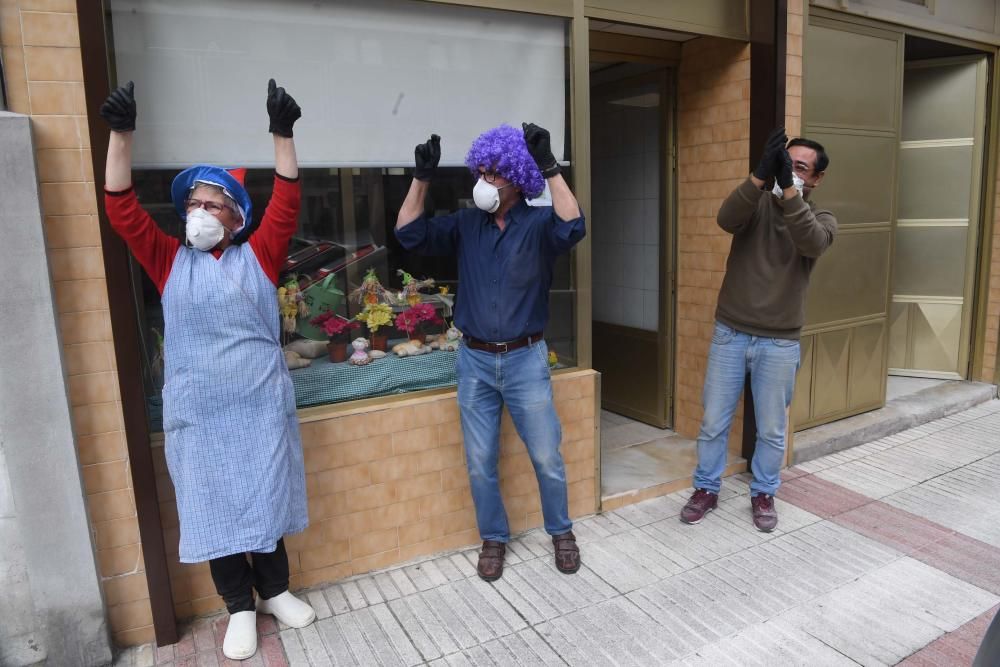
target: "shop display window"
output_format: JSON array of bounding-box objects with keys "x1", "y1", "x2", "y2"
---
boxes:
[
  {"x1": 107, "y1": 0, "x2": 577, "y2": 427},
  {"x1": 130, "y1": 165, "x2": 577, "y2": 428}
]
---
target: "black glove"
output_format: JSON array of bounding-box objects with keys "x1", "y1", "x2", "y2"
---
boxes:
[
  {"x1": 522, "y1": 122, "x2": 560, "y2": 178},
  {"x1": 775, "y1": 146, "x2": 795, "y2": 189},
  {"x1": 267, "y1": 78, "x2": 301, "y2": 137},
  {"x1": 752, "y1": 126, "x2": 787, "y2": 181},
  {"x1": 99, "y1": 81, "x2": 136, "y2": 132},
  {"x1": 413, "y1": 134, "x2": 441, "y2": 182}
]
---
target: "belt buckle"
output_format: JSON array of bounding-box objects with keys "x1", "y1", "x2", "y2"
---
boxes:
[{"x1": 495, "y1": 341, "x2": 508, "y2": 354}]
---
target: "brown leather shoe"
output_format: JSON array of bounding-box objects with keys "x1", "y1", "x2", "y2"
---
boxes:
[
  {"x1": 552, "y1": 531, "x2": 581, "y2": 574},
  {"x1": 751, "y1": 494, "x2": 778, "y2": 532},
  {"x1": 477, "y1": 540, "x2": 506, "y2": 581}
]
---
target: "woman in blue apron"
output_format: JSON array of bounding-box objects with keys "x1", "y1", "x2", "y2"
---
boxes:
[{"x1": 100, "y1": 79, "x2": 313, "y2": 660}]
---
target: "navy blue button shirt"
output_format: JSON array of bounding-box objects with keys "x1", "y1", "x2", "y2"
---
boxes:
[{"x1": 395, "y1": 198, "x2": 586, "y2": 342}]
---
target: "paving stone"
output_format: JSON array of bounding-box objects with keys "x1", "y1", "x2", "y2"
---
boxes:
[
  {"x1": 356, "y1": 575, "x2": 385, "y2": 607},
  {"x1": 489, "y1": 628, "x2": 565, "y2": 666},
  {"x1": 323, "y1": 584, "x2": 352, "y2": 616},
  {"x1": 614, "y1": 494, "x2": 684, "y2": 527},
  {"x1": 388, "y1": 568, "x2": 420, "y2": 598},
  {"x1": 278, "y1": 630, "x2": 310, "y2": 667},
  {"x1": 781, "y1": 557, "x2": 999, "y2": 666},
  {"x1": 295, "y1": 625, "x2": 333, "y2": 667},
  {"x1": 459, "y1": 577, "x2": 529, "y2": 634},
  {"x1": 434, "y1": 554, "x2": 467, "y2": 582},
  {"x1": 536, "y1": 597, "x2": 672, "y2": 667},
  {"x1": 815, "y1": 459, "x2": 917, "y2": 498},
  {"x1": 570, "y1": 531, "x2": 664, "y2": 593},
  {"x1": 778, "y1": 474, "x2": 874, "y2": 518},
  {"x1": 402, "y1": 562, "x2": 439, "y2": 593},
  {"x1": 388, "y1": 591, "x2": 462, "y2": 659},
  {"x1": 685, "y1": 616, "x2": 859, "y2": 666},
  {"x1": 372, "y1": 572, "x2": 403, "y2": 602},
  {"x1": 340, "y1": 581, "x2": 368, "y2": 611},
  {"x1": 305, "y1": 590, "x2": 333, "y2": 620},
  {"x1": 368, "y1": 602, "x2": 424, "y2": 666}
]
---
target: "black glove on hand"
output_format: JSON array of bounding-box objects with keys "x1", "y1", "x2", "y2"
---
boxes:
[
  {"x1": 413, "y1": 134, "x2": 441, "y2": 182},
  {"x1": 99, "y1": 81, "x2": 137, "y2": 132},
  {"x1": 776, "y1": 146, "x2": 795, "y2": 190},
  {"x1": 522, "y1": 122, "x2": 560, "y2": 178},
  {"x1": 752, "y1": 126, "x2": 787, "y2": 181},
  {"x1": 267, "y1": 78, "x2": 301, "y2": 137}
]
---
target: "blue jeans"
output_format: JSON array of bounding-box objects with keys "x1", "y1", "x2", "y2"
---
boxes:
[
  {"x1": 693, "y1": 321, "x2": 801, "y2": 497},
  {"x1": 456, "y1": 340, "x2": 571, "y2": 542}
]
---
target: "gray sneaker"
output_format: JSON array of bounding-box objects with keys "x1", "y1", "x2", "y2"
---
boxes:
[
  {"x1": 751, "y1": 494, "x2": 778, "y2": 532},
  {"x1": 680, "y1": 489, "x2": 718, "y2": 524}
]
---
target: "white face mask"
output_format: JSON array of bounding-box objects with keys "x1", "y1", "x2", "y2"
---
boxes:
[
  {"x1": 185, "y1": 207, "x2": 226, "y2": 251},
  {"x1": 772, "y1": 171, "x2": 805, "y2": 198},
  {"x1": 473, "y1": 178, "x2": 512, "y2": 214}
]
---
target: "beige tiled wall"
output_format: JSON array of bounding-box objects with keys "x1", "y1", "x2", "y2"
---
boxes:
[
  {"x1": 673, "y1": 36, "x2": 751, "y2": 446},
  {"x1": 1, "y1": 0, "x2": 154, "y2": 647},
  {"x1": 786, "y1": 0, "x2": 804, "y2": 137},
  {"x1": 157, "y1": 372, "x2": 599, "y2": 619}
]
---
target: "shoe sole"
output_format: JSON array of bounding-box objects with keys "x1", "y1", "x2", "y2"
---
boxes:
[
  {"x1": 753, "y1": 522, "x2": 776, "y2": 533},
  {"x1": 477, "y1": 570, "x2": 503, "y2": 582},
  {"x1": 556, "y1": 563, "x2": 581, "y2": 574},
  {"x1": 223, "y1": 647, "x2": 257, "y2": 661},
  {"x1": 680, "y1": 506, "x2": 716, "y2": 525}
]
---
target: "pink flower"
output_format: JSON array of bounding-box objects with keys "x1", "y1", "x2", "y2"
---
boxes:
[
  {"x1": 309, "y1": 311, "x2": 359, "y2": 338},
  {"x1": 395, "y1": 303, "x2": 443, "y2": 335}
]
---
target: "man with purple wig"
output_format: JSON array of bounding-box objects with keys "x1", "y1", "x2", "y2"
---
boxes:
[{"x1": 395, "y1": 123, "x2": 585, "y2": 581}]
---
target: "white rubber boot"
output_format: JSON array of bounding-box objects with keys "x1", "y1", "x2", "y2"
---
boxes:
[
  {"x1": 222, "y1": 610, "x2": 258, "y2": 660},
  {"x1": 256, "y1": 591, "x2": 316, "y2": 628}
]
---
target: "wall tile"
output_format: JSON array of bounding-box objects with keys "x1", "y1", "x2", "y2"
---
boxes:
[
  {"x1": 23, "y1": 44, "x2": 82, "y2": 80},
  {"x1": 20, "y1": 11, "x2": 79, "y2": 47}
]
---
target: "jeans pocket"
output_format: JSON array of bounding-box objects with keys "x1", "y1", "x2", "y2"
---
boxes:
[
  {"x1": 534, "y1": 340, "x2": 551, "y2": 376},
  {"x1": 771, "y1": 337, "x2": 799, "y2": 348},
  {"x1": 712, "y1": 323, "x2": 736, "y2": 345}
]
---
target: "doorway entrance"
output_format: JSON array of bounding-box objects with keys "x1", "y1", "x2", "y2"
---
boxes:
[
  {"x1": 889, "y1": 45, "x2": 989, "y2": 381},
  {"x1": 794, "y1": 15, "x2": 992, "y2": 433},
  {"x1": 588, "y1": 24, "x2": 690, "y2": 497}
]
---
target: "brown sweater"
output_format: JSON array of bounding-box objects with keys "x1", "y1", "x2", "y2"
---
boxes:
[{"x1": 714, "y1": 177, "x2": 837, "y2": 339}]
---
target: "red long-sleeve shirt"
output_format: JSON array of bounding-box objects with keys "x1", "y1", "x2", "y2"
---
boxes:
[{"x1": 104, "y1": 174, "x2": 301, "y2": 293}]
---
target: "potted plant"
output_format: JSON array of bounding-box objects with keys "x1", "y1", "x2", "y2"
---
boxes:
[
  {"x1": 395, "y1": 302, "x2": 444, "y2": 343},
  {"x1": 309, "y1": 311, "x2": 359, "y2": 362},
  {"x1": 355, "y1": 302, "x2": 393, "y2": 352}
]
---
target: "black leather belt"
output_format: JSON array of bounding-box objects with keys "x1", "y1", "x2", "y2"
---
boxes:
[{"x1": 465, "y1": 332, "x2": 543, "y2": 354}]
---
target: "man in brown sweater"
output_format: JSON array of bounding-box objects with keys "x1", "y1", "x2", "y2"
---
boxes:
[{"x1": 680, "y1": 128, "x2": 837, "y2": 532}]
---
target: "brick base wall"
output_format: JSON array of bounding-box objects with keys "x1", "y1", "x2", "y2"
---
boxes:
[
  {"x1": 156, "y1": 371, "x2": 599, "y2": 619},
  {"x1": 673, "y1": 37, "x2": 751, "y2": 449}
]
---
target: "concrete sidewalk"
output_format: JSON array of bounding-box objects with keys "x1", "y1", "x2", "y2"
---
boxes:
[{"x1": 122, "y1": 400, "x2": 1000, "y2": 666}]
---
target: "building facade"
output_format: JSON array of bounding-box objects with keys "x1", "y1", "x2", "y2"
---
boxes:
[{"x1": 1, "y1": 0, "x2": 998, "y2": 660}]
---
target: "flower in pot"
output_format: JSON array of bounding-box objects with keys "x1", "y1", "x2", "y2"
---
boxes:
[
  {"x1": 355, "y1": 302, "x2": 393, "y2": 352},
  {"x1": 394, "y1": 302, "x2": 444, "y2": 344},
  {"x1": 309, "y1": 311, "x2": 359, "y2": 363}
]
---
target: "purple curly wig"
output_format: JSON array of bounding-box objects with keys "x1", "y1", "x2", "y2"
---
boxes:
[{"x1": 465, "y1": 124, "x2": 545, "y2": 199}]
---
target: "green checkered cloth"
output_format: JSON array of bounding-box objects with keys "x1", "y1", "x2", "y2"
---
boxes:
[{"x1": 290, "y1": 346, "x2": 458, "y2": 407}]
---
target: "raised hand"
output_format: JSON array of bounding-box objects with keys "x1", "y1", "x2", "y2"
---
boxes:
[
  {"x1": 413, "y1": 134, "x2": 441, "y2": 182},
  {"x1": 522, "y1": 122, "x2": 559, "y2": 178},
  {"x1": 775, "y1": 146, "x2": 795, "y2": 190},
  {"x1": 267, "y1": 78, "x2": 302, "y2": 138},
  {"x1": 99, "y1": 81, "x2": 137, "y2": 133},
  {"x1": 753, "y1": 126, "x2": 787, "y2": 181}
]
